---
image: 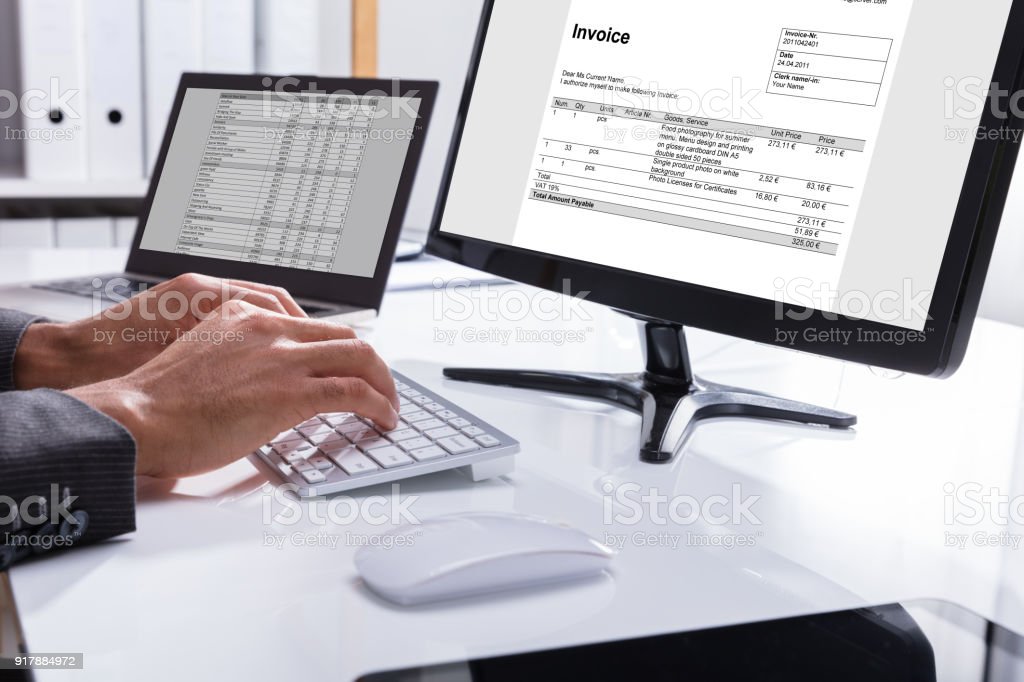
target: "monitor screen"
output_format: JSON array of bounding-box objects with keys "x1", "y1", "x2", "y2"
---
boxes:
[
  {"x1": 439, "y1": 0, "x2": 1013, "y2": 331},
  {"x1": 139, "y1": 87, "x2": 422, "y2": 278}
]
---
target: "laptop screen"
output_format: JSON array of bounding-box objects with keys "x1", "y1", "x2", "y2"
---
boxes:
[{"x1": 138, "y1": 87, "x2": 422, "y2": 278}]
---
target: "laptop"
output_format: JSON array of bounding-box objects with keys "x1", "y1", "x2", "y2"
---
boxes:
[{"x1": 0, "y1": 73, "x2": 438, "y2": 322}]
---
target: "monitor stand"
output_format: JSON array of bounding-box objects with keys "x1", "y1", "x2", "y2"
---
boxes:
[{"x1": 443, "y1": 315, "x2": 857, "y2": 463}]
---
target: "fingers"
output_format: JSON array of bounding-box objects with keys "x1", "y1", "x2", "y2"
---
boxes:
[
  {"x1": 154, "y1": 273, "x2": 307, "y2": 319},
  {"x1": 221, "y1": 288, "x2": 288, "y2": 317},
  {"x1": 224, "y1": 279, "x2": 307, "y2": 318},
  {"x1": 309, "y1": 377, "x2": 400, "y2": 431},
  {"x1": 288, "y1": 339, "x2": 399, "y2": 411},
  {"x1": 209, "y1": 300, "x2": 358, "y2": 343}
]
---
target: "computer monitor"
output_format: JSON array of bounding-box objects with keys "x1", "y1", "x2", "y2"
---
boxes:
[{"x1": 428, "y1": 0, "x2": 1024, "y2": 462}]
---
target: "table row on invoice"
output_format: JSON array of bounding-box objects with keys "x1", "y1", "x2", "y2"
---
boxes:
[
  {"x1": 530, "y1": 97, "x2": 868, "y2": 256},
  {"x1": 174, "y1": 94, "x2": 376, "y2": 270}
]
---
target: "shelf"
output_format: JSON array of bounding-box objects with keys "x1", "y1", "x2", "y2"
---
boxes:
[
  {"x1": 0, "y1": 177, "x2": 148, "y2": 200},
  {"x1": 0, "y1": 174, "x2": 147, "y2": 219}
]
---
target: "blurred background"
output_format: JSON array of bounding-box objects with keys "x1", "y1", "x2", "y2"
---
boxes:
[{"x1": 0, "y1": 0, "x2": 1019, "y2": 327}]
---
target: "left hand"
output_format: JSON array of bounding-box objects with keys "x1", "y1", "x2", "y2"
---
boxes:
[{"x1": 14, "y1": 273, "x2": 308, "y2": 390}]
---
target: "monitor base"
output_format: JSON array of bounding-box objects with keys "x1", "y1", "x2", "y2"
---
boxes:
[{"x1": 443, "y1": 317, "x2": 857, "y2": 463}]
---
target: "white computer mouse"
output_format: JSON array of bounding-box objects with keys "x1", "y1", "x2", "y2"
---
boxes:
[{"x1": 354, "y1": 512, "x2": 616, "y2": 605}]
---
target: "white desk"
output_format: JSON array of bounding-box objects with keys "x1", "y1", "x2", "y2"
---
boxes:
[{"x1": 4, "y1": 249, "x2": 1024, "y2": 681}]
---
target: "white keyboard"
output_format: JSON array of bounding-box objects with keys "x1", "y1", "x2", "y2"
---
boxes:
[{"x1": 250, "y1": 371, "x2": 519, "y2": 497}]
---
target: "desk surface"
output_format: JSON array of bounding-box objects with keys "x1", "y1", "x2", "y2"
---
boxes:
[{"x1": 4, "y1": 249, "x2": 1024, "y2": 681}]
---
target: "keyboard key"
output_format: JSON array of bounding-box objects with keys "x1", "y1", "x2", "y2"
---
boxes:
[
  {"x1": 298, "y1": 422, "x2": 334, "y2": 437},
  {"x1": 400, "y1": 388, "x2": 421, "y2": 398},
  {"x1": 309, "y1": 455, "x2": 335, "y2": 471},
  {"x1": 399, "y1": 403, "x2": 424, "y2": 416},
  {"x1": 281, "y1": 451, "x2": 307, "y2": 465},
  {"x1": 423, "y1": 402, "x2": 445, "y2": 412},
  {"x1": 461, "y1": 426, "x2": 485, "y2": 437},
  {"x1": 297, "y1": 417, "x2": 323, "y2": 430},
  {"x1": 385, "y1": 428, "x2": 420, "y2": 442},
  {"x1": 292, "y1": 459, "x2": 315, "y2": 473},
  {"x1": 306, "y1": 431, "x2": 347, "y2": 447},
  {"x1": 271, "y1": 432, "x2": 305, "y2": 446},
  {"x1": 345, "y1": 427, "x2": 380, "y2": 443},
  {"x1": 409, "y1": 445, "x2": 446, "y2": 461},
  {"x1": 437, "y1": 435, "x2": 480, "y2": 455},
  {"x1": 437, "y1": 410, "x2": 458, "y2": 420},
  {"x1": 358, "y1": 437, "x2": 392, "y2": 452},
  {"x1": 368, "y1": 446, "x2": 414, "y2": 469},
  {"x1": 273, "y1": 440, "x2": 316, "y2": 457},
  {"x1": 328, "y1": 448, "x2": 380, "y2": 475},
  {"x1": 425, "y1": 426, "x2": 458, "y2": 440},
  {"x1": 394, "y1": 381, "x2": 409, "y2": 391},
  {"x1": 412, "y1": 418, "x2": 446, "y2": 433},
  {"x1": 448, "y1": 417, "x2": 472, "y2": 429},
  {"x1": 403, "y1": 410, "x2": 433, "y2": 423},
  {"x1": 397, "y1": 437, "x2": 432, "y2": 452},
  {"x1": 323, "y1": 414, "x2": 360, "y2": 428},
  {"x1": 273, "y1": 454, "x2": 295, "y2": 469},
  {"x1": 476, "y1": 435, "x2": 501, "y2": 448},
  {"x1": 411, "y1": 395, "x2": 432, "y2": 405},
  {"x1": 300, "y1": 468, "x2": 327, "y2": 484}
]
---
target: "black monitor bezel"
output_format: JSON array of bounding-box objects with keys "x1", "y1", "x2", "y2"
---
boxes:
[
  {"x1": 427, "y1": 1, "x2": 1024, "y2": 377},
  {"x1": 127, "y1": 73, "x2": 438, "y2": 312}
]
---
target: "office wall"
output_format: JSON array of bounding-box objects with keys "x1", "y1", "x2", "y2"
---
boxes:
[{"x1": 378, "y1": 0, "x2": 485, "y2": 236}]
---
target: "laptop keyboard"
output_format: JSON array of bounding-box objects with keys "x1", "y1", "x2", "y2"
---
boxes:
[
  {"x1": 252, "y1": 371, "x2": 519, "y2": 496},
  {"x1": 33, "y1": 275, "x2": 152, "y2": 303},
  {"x1": 33, "y1": 275, "x2": 336, "y2": 317}
]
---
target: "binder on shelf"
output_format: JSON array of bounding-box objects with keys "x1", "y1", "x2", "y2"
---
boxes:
[
  {"x1": 0, "y1": 219, "x2": 56, "y2": 249},
  {"x1": 142, "y1": 0, "x2": 202, "y2": 174},
  {"x1": 84, "y1": 0, "x2": 145, "y2": 180},
  {"x1": 202, "y1": 0, "x2": 256, "y2": 73},
  {"x1": 318, "y1": 0, "x2": 353, "y2": 76},
  {"x1": 17, "y1": 0, "x2": 89, "y2": 180}
]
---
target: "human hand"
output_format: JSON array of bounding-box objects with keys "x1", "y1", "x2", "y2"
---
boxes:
[
  {"x1": 14, "y1": 273, "x2": 307, "y2": 390},
  {"x1": 68, "y1": 301, "x2": 399, "y2": 475},
  {"x1": 67, "y1": 300, "x2": 399, "y2": 479}
]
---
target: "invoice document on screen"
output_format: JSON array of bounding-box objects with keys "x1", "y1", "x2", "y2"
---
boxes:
[
  {"x1": 442, "y1": 0, "x2": 1010, "y2": 330},
  {"x1": 515, "y1": 0, "x2": 914, "y2": 304}
]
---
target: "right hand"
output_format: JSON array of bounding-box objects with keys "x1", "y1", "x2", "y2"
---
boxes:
[{"x1": 68, "y1": 300, "x2": 400, "y2": 479}]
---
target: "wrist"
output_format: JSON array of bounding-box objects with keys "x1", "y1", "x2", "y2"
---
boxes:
[
  {"x1": 14, "y1": 322, "x2": 78, "y2": 390},
  {"x1": 67, "y1": 378, "x2": 160, "y2": 476}
]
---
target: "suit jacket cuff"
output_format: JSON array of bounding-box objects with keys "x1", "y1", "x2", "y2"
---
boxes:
[
  {"x1": 0, "y1": 389, "x2": 137, "y2": 545},
  {"x1": 0, "y1": 309, "x2": 46, "y2": 392}
]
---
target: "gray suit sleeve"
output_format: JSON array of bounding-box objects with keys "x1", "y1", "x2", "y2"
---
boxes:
[
  {"x1": 0, "y1": 308, "x2": 42, "y2": 392},
  {"x1": 0, "y1": 310, "x2": 137, "y2": 562}
]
